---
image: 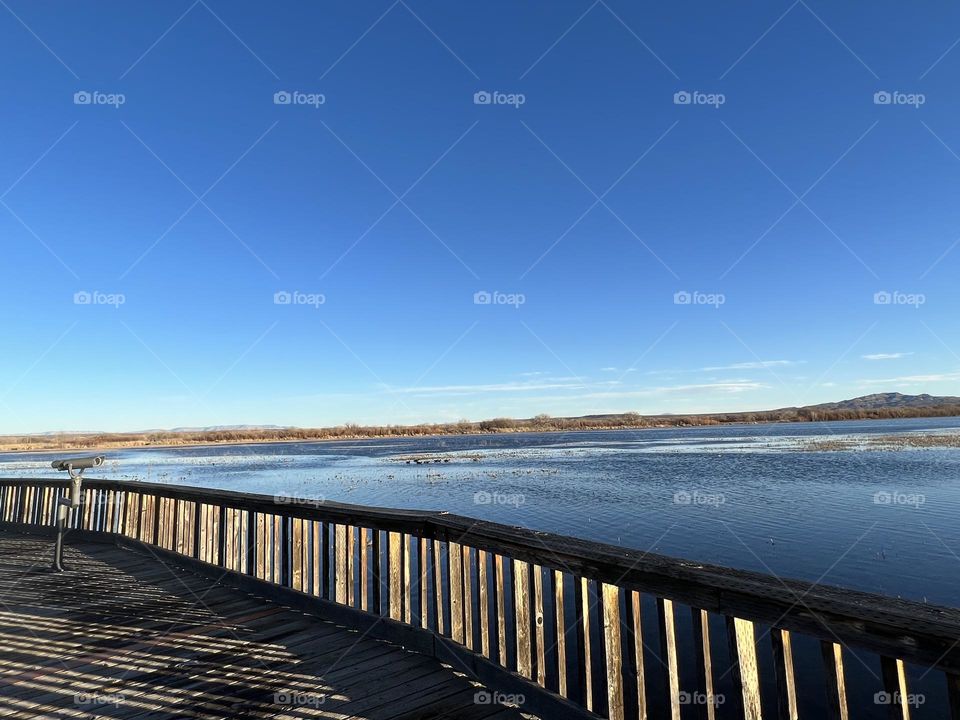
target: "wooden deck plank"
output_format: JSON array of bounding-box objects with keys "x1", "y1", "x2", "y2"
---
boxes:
[{"x1": 0, "y1": 532, "x2": 538, "y2": 720}]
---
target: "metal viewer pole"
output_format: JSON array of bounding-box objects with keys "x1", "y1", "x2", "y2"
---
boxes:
[{"x1": 50, "y1": 455, "x2": 104, "y2": 572}]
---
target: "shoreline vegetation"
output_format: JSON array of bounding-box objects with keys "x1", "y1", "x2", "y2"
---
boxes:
[{"x1": 2, "y1": 404, "x2": 960, "y2": 454}]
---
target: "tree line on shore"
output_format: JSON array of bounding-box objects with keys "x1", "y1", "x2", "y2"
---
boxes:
[{"x1": 3, "y1": 404, "x2": 960, "y2": 452}]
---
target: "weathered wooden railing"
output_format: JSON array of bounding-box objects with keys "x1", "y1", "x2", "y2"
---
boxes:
[{"x1": 1, "y1": 477, "x2": 959, "y2": 720}]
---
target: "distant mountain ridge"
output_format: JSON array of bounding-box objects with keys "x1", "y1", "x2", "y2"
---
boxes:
[{"x1": 801, "y1": 393, "x2": 960, "y2": 412}]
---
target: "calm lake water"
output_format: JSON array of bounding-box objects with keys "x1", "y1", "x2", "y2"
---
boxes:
[{"x1": 3, "y1": 416, "x2": 960, "y2": 606}]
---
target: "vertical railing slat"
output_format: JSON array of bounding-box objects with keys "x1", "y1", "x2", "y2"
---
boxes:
[
  {"x1": 535, "y1": 566, "x2": 546, "y2": 687},
  {"x1": 403, "y1": 534, "x2": 412, "y2": 624},
  {"x1": 291, "y1": 517, "x2": 303, "y2": 590},
  {"x1": 771, "y1": 628, "x2": 798, "y2": 720},
  {"x1": 419, "y1": 537, "x2": 429, "y2": 629},
  {"x1": 496, "y1": 554, "x2": 507, "y2": 664},
  {"x1": 279, "y1": 514, "x2": 290, "y2": 584},
  {"x1": 579, "y1": 577, "x2": 593, "y2": 711},
  {"x1": 335, "y1": 524, "x2": 348, "y2": 604},
  {"x1": 450, "y1": 541, "x2": 463, "y2": 642},
  {"x1": 602, "y1": 583, "x2": 625, "y2": 720},
  {"x1": 463, "y1": 545, "x2": 474, "y2": 650},
  {"x1": 360, "y1": 527, "x2": 370, "y2": 611},
  {"x1": 515, "y1": 559, "x2": 532, "y2": 678},
  {"x1": 388, "y1": 531, "x2": 402, "y2": 620},
  {"x1": 691, "y1": 607, "x2": 717, "y2": 720},
  {"x1": 478, "y1": 549, "x2": 490, "y2": 656},
  {"x1": 555, "y1": 570, "x2": 568, "y2": 698},
  {"x1": 821, "y1": 640, "x2": 849, "y2": 720},
  {"x1": 880, "y1": 656, "x2": 911, "y2": 720},
  {"x1": 433, "y1": 539, "x2": 445, "y2": 634},
  {"x1": 657, "y1": 597, "x2": 681, "y2": 720},
  {"x1": 348, "y1": 525, "x2": 356, "y2": 607},
  {"x1": 729, "y1": 617, "x2": 763, "y2": 720},
  {"x1": 630, "y1": 591, "x2": 648, "y2": 720}
]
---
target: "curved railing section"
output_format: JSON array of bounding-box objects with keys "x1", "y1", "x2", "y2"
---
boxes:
[{"x1": 1, "y1": 477, "x2": 958, "y2": 720}]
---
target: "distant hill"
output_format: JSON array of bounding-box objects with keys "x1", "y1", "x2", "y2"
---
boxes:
[{"x1": 802, "y1": 393, "x2": 960, "y2": 412}]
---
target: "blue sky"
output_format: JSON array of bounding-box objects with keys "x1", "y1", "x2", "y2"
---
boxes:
[{"x1": 2, "y1": 1, "x2": 960, "y2": 433}]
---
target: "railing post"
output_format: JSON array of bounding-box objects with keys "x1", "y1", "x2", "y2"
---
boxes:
[
  {"x1": 371, "y1": 529, "x2": 380, "y2": 612},
  {"x1": 322, "y1": 521, "x2": 331, "y2": 600},
  {"x1": 152, "y1": 495, "x2": 161, "y2": 546},
  {"x1": 246, "y1": 511, "x2": 257, "y2": 576},
  {"x1": 280, "y1": 514, "x2": 291, "y2": 586},
  {"x1": 171, "y1": 498, "x2": 180, "y2": 552},
  {"x1": 192, "y1": 502, "x2": 201, "y2": 559}
]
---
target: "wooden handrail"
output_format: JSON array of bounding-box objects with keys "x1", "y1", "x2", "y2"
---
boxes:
[{"x1": 1, "y1": 476, "x2": 957, "y2": 719}]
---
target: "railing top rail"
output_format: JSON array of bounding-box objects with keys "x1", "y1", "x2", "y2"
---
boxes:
[{"x1": 4, "y1": 476, "x2": 960, "y2": 670}]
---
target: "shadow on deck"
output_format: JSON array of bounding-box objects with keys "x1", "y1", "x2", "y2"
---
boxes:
[{"x1": 0, "y1": 531, "x2": 536, "y2": 719}]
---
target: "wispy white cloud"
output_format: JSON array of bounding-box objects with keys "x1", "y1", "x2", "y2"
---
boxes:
[
  {"x1": 701, "y1": 360, "x2": 803, "y2": 371},
  {"x1": 859, "y1": 372, "x2": 960, "y2": 385},
  {"x1": 528, "y1": 381, "x2": 768, "y2": 405},
  {"x1": 862, "y1": 352, "x2": 913, "y2": 361},
  {"x1": 395, "y1": 379, "x2": 585, "y2": 396},
  {"x1": 645, "y1": 360, "x2": 802, "y2": 376},
  {"x1": 381, "y1": 376, "x2": 766, "y2": 400}
]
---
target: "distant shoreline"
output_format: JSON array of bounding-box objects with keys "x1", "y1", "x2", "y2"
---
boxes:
[{"x1": 2, "y1": 404, "x2": 959, "y2": 455}]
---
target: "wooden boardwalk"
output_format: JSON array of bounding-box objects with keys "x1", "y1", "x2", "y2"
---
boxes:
[{"x1": 0, "y1": 532, "x2": 538, "y2": 719}]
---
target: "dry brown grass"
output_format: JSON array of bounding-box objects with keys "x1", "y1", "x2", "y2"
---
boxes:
[{"x1": 3, "y1": 405, "x2": 959, "y2": 453}]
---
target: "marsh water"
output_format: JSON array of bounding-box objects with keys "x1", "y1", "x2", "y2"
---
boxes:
[{"x1": 3, "y1": 416, "x2": 959, "y2": 605}]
